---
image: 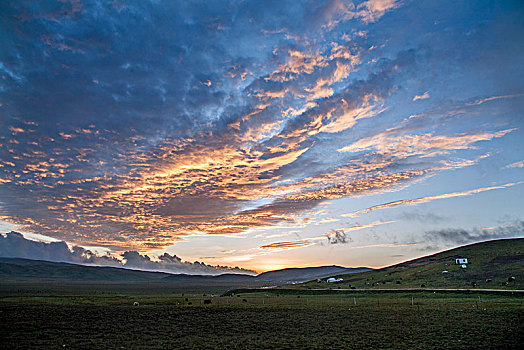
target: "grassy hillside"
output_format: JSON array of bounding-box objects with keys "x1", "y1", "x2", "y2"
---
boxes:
[
  {"x1": 256, "y1": 265, "x2": 371, "y2": 282},
  {"x1": 299, "y1": 238, "x2": 524, "y2": 290}
]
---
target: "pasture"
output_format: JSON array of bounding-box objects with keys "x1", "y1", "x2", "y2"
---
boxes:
[{"x1": 1, "y1": 285, "x2": 523, "y2": 349}]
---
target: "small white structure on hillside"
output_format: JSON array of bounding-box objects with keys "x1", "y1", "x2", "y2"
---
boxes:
[
  {"x1": 326, "y1": 277, "x2": 343, "y2": 283},
  {"x1": 455, "y1": 258, "x2": 468, "y2": 265}
]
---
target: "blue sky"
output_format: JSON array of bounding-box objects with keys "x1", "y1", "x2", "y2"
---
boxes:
[{"x1": 1, "y1": 0, "x2": 523, "y2": 272}]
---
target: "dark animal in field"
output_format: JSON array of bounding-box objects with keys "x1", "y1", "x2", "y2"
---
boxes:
[
  {"x1": 242, "y1": 299, "x2": 247, "y2": 303},
  {"x1": 485, "y1": 279, "x2": 492, "y2": 283},
  {"x1": 133, "y1": 302, "x2": 139, "y2": 306},
  {"x1": 508, "y1": 277, "x2": 515, "y2": 282},
  {"x1": 203, "y1": 300, "x2": 212, "y2": 304},
  {"x1": 185, "y1": 298, "x2": 188, "y2": 302},
  {"x1": 420, "y1": 284, "x2": 426, "y2": 288},
  {"x1": 188, "y1": 302, "x2": 192, "y2": 305}
]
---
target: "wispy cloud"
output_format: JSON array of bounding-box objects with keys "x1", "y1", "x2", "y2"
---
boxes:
[
  {"x1": 259, "y1": 240, "x2": 315, "y2": 251},
  {"x1": 314, "y1": 217, "x2": 340, "y2": 225},
  {"x1": 412, "y1": 91, "x2": 429, "y2": 101},
  {"x1": 503, "y1": 160, "x2": 524, "y2": 169},
  {"x1": 259, "y1": 220, "x2": 393, "y2": 250},
  {"x1": 343, "y1": 182, "x2": 523, "y2": 217},
  {"x1": 337, "y1": 129, "x2": 515, "y2": 155},
  {"x1": 466, "y1": 93, "x2": 524, "y2": 106},
  {"x1": 423, "y1": 220, "x2": 524, "y2": 246}
]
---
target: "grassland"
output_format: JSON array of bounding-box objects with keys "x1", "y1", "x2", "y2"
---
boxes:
[
  {"x1": 298, "y1": 238, "x2": 524, "y2": 291},
  {"x1": 1, "y1": 286, "x2": 523, "y2": 349},
  {"x1": 1, "y1": 239, "x2": 523, "y2": 349}
]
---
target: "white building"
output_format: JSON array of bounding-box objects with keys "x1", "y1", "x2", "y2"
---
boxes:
[{"x1": 326, "y1": 277, "x2": 343, "y2": 283}]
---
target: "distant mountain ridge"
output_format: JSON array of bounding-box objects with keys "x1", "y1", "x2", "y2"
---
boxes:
[
  {"x1": 0, "y1": 257, "x2": 371, "y2": 283},
  {"x1": 0, "y1": 257, "x2": 171, "y2": 281}
]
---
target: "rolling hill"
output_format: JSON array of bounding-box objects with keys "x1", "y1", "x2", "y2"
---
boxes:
[
  {"x1": 3, "y1": 238, "x2": 522, "y2": 290},
  {"x1": 0, "y1": 257, "x2": 370, "y2": 284},
  {"x1": 0, "y1": 257, "x2": 171, "y2": 281},
  {"x1": 256, "y1": 265, "x2": 371, "y2": 282},
  {"x1": 299, "y1": 238, "x2": 524, "y2": 290}
]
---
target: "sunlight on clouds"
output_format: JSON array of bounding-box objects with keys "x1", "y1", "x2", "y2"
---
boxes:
[{"x1": 1, "y1": 0, "x2": 522, "y2": 263}]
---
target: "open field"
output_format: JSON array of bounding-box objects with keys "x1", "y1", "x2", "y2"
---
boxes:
[
  {"x1": 1, "y1": 285, "x2": 523, "y2": 349},
  {"x1": 1, "y1": 240, "x2": 523, "y2": 348}
]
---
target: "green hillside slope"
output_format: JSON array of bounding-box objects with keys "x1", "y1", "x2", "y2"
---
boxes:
[{"x1": 300, "y1": 238, "x2": 524, "y2": 290}]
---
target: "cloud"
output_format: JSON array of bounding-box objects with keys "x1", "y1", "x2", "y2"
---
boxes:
[
  {"x1": 337, "y1": 129, "x2": 515, "y2": 155},
  {"x1": 0, "y1": 231, "x2": 120, "y2": 266},
  {"x1": 121, "y1": 251, "x2": 255, "y2": 275},
  {"x1": 412, "y1": 91, "x2": 429, "y2": 101},
  {"x1": 314, "y1": 217, "x2": 340, "y2": 225},
  {"x1": 423, "y1": 220, "x2": 524, "y2": 246},
  {"x1": 397, "y1": 211, "x2": 446, "y2": 223},
  {"x1": 503, "y1": 160, "x2": 524, "y2": 169},
  {"x1": 0, "y1": 0, "x2": 521, "y2": 255},
  {"x1": 0, "y1": 231, "x2": 255, "y2": 275},
  {"x1": 339, "y1": 220, "x2": 395, "y2": 232},
  {"x1": 260, "y1": 220, "x2": 392, "y2": 250},
  {"x1": 259, "y1": 241, "x2": 315, "y2": 251},
  {"x1": 343, "y1": 181, "x2": 523, "y2": 217},
  {"x1": 326, "y1": 229, "x2": 350, "y2": 244},
  {"x1": 466, "y1": 93, "x2": 524, "y2": 106}
]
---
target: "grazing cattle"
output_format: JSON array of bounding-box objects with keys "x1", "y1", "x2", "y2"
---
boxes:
[
  {"x1": 203, "y1": 299, "x2": 212, "y2": 304},
  {"x1": 242, "y1": 299, "x2": 248, "y2": 303},
  {"x1": 133, "y1": 302, "x2": 139, "y2": 306}
]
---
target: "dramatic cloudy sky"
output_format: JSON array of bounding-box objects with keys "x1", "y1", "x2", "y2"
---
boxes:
[{"x1": 1, "y1": 0, "x2": 523, "y2": 272}]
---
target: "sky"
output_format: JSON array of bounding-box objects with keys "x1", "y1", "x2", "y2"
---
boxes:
[{"x1": 1, "y1": 0, "x2": 523, "y2": 273}]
